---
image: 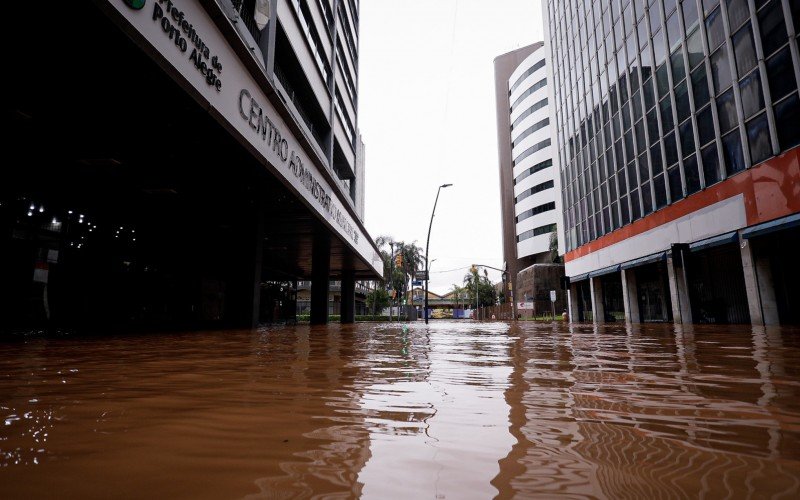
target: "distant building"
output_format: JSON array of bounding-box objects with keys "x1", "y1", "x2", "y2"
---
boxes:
[
  {"x1": 494, "y1": 43, "x2": 564, "y2": 316},
  {"x1": 544, "y1": 0, "x2": 800, "y2": 325}
]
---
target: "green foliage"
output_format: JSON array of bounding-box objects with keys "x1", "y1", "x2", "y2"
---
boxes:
[
  {"x1": 366, "y1": 288, "x2": 391, "y2": 311},
  {"x1": 375, "y1": 235, "x2": 424, "y2": 305},
  {"x1": 296, "y1": 314, "x2": 394, "y2": 322},
  {"x1": 463, "y1": 268, "x2": 497, "y2": 307}
]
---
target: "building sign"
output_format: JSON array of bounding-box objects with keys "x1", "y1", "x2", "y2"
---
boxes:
[
  {"x1": 110, "y1": 0, "x2": 379, "y2": 274},
  {"x1": 517, "y1": 301, "x2": 534, "y2": 310}
]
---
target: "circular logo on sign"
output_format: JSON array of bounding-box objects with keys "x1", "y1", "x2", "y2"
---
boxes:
[{"x1": 123, "y1": 0, "x2": 146, "y2": 9}]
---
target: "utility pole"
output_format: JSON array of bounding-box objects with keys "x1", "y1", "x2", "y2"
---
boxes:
[{"x1": 424, "y1": 183, "x2": 452, "y2": 324}]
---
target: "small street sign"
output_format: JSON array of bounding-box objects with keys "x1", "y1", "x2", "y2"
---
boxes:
[
  {"x1": 415, "y1": 270, "x2": 428, "y2": 281},
  {"x1": 550, "y1": 290, "x2": 557, "y2": 302},
  {"x1": 412, "y1": 280, "x2": 422, "y2": 286}
]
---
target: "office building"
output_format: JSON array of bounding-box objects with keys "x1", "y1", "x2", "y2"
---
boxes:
[
  {"x1": 495, "y1": 43, "x2": 565, "y2": 316},
  {"x1": 1, "y1": 0, "x2": 382, "y2": 331},
  {"x1": 544, "y1": 0, "x2": 800, "y2": 325}
]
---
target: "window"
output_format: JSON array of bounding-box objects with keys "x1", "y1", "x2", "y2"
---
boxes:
[
  {"x1": 710, "y1": 46, "x2": 732, "y2": 93},
  {"x1": 657, "y1": 64, "x2": 671, "y2": 97},
  {"x1": 509, "y1": 59, "x2": 546, "y2": 95},
  {"x1": 697, "y1": 105, "x2": 715, "y2": 145},
  {"x1": 654, "y1": 172, "x2": 669, "y2": 208},
  {"x1": 667, "y1": 11, "x2": 682, "y2": 48},
  {"x1": 512, "y1": 98, "x2": 548, "y2": 129},
  {"x1": 686, "y1": 29, "x2": 704, "y2": 69},
  {"x1": 647, "y1": 109, "x2": 660, "y2": 141},
  {"x1": 515, "y1": 180, "x2": 555, "y2": 203},
  {"x1": 774, "y1": 93, "x2": 800, "y2": 150},
  {"x1": 706, "y1": 7, "x2": 725, "y2": 50},
  {"x1": 668, "y1": 164, "x2": 684, "y2": 201},
  {"x1": 759, "y1": 0, "x2": 788, "y2": 57},
  {"x1": 680, "y1": 119, "x2": 695, "y2": 157},
  {"x1": 726, "y1": 0, "x2": 750, "y2": 30},
  {"x1": 514, "y1": 159, "x2": 553, "y2": 185},
  {"x1": 651, "y1": 142, "x2": 664, "y2": 173},
  {"x1": 671, "y1": 48, "x2": 686, "y2": 83},
  {"x1": 691, "y1": 65, "x2": 710, "y2": 107},
  {"x1": 733, "y1": 25, "x2": 757, "y2": 78},
  {"x1": 739, "y1": 69, "x2": 765, "y2": 118},
  {"x1": 660, "y1": 97, "x2": 675, "y2": 131},
  {"x1": 766, "y1": 47, "x2": 798, "y2": 102},
  {"x1": 702, "y1": 142, "x2": 721, "y2": 185},
  {"x1": 683, "y1": 0, "x2": 700, "y2": 32},
  {"x1": 746, "y1": 113, "x2": 772, "y2": 164},
  {"x1": 512, "y1": 118, "x2": 550, "y2": 148},
  {"x1": 510, "y1": 78, "x2": 547, "y2": 111},
  {"x1": 716, "y1": 88, "x2": 737, "y2": 133},
  {"x1": 675, "y1": 81, "x2": 691, "y2": 122},
  {"x1": 665, "y1": 132, "x2": 679, "y2": 165},
  {"x1": 722, "y1": 128, "x2": 746, "y2": 175},
  {"x1": 516, "y1": 201, "x2": 556, "y2": 222},
  {"x1": 513, "y1": 138, "x2": 551, "y2": 166}
]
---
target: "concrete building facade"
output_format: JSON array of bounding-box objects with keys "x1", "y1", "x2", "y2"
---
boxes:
[
  {"x1": 495, "y1": 43, "x2": 565, "y2": 316},
  {"x1": 1, "y1": 0, "x2": 382, "y2": 333},
  {"x1": 544, "y1": 0, "x2": 800, "y2": 325}
]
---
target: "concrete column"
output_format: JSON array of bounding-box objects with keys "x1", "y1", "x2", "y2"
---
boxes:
[
  {"x1": 567, "y1": 282, "x2": 580, "y2": 323},
  {"x1": 340, "y1": 271, "x2": 355, "y2": 324},
  {"x1": 310, "y1": 234, "x2": 331, "y2": 325},
  {"x1": 589, "y1": 276, "x2": 605, "y2": 323},
  {"x1": 667, "y1": 252, "x2": 693, "y2": 324},
  {"x1": 621, "y1": 268, "x2": 640, "y2": 323},
  {"x1": 240, "y1": 185, "x2": 264, "y2": 329},
  {"x1": 740, "y1": 235, "x2": 780, "y2": 326}
]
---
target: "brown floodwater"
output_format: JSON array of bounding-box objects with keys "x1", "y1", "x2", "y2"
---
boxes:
[{"x1": 1, "y1": 321, "x2": 799, "y2": 499}]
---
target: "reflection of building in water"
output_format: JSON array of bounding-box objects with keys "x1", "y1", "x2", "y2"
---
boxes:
[
  {"x1": 494, "y1": 323, "x2": 800, "y2": 497},
  {"x1": 545, "y1": 1, "x2": 800, "y2": 327}
]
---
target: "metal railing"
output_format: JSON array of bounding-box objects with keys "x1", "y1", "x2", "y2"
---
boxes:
[
  {"x1": 230, "y1": 0, "x2": 262, "y2": 43},
  {"x1": 273, "y1": 65, "x2": 327, "y2": 151}
]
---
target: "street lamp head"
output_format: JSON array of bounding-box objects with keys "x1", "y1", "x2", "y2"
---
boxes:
[{"x1": 440, "y1": 183, "x2": 453, "y2": 188}]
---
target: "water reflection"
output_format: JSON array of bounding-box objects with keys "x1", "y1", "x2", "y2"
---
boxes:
[{"x1": 0, "y1": 322, "x2": 799, "y2": 498}]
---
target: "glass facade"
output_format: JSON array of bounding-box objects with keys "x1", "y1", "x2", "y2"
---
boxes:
[{"x1": 546, "y1": 0, "x2": 800, "y2": 252}]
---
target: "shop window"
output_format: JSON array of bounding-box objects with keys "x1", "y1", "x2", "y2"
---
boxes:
[
  {"x1": 759, "y1": 0, "x2": 788, "y2": 57},
  {"x1": 766, "y1": 47, "x2": 797, "y2": 102},
  {"x1": 733, "y1": 25, "x2": 757, "y2": 78},
  {"x1": 746, "y1": 113, "x2": 771, "y2": 164},
  {"x1": 716, "y1": 88, "x2": 737, "y2": 133},
  {"x1": 774, "y1": 93, "x2": 800, "y2": 150},
  {"x1": 739, "y1": 69, "x2": 765, "y2": 119},
  {"x1": 722, "y1": 128, "x2": 746, "y2": 175}
]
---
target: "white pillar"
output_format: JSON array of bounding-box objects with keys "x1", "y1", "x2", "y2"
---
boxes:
[
  {"x1": 567, "y1": 282, "x2": 580, "y2": 323},
  {"x1": 667, "y1": 254, "x2": 693, "y2": 324},
  {"x1": 621, "y1": 268, "x2": 640, "y2": 323},
  {"x1": 740, "y1": 235, "x2": 780, "y2": 326},
  {"x1": 589, "y1": 276, "x2": 605, "y2": 323}
]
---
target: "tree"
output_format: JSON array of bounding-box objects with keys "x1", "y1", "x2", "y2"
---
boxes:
[
  {"x1": 366, "y1": 288, "x2": 390, "y2": 312},
  {"x1": 450, "y1": 283, "x2": 466, "y2": 308},
  {"x1": 373, "y1": 236, "x2": 423, "y2": 306},
  {"x1": 463, "y1": 267, "x2": 497, "y2": 307}
]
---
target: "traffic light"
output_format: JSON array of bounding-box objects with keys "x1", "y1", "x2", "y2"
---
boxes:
[
  {"x1": 470, "y1": 265, "x2": 477, "y2": 274},
  {"x1": 395, "y1": 253, "x2": 404, "y2": 268}
]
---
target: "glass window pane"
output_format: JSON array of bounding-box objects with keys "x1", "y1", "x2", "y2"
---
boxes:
[
  {"x1": 710, "y1": 46, "x2": 733, "y2": 93},
  {"x1": 643, "y1": 77, "x2": 656, "y2": 109},
  {"x1": 726, "y1": 0, "x2": 750, "y2": 31},
  {"x1": 698, "y1": 105, "x2": 716, "y2": 145},
  {"x1": 739, "y1": 69, "x2": 765, "y2": 119},
  {"x1": 722, "y1": 128, "x2": 746, "y2": 175},
  {"x1": 676, "y1": 80, "x2": 691, "y2": 122},
  {"x1": 684, "y1": 154, "x2": 702, "y2": 194},
  {"x1": 654, "y1": 173, "x2": 668, "y2": 208},
  {"x1": 683, "y1": 0, "x2": 700, "y2": 32},
  {"x1": 686, "y1": 29, "x2": 704, "y2": 69},
  {"x1": 766, "y1": 47, "x2": 798, "y2": 102},
  {"x1": 680, "y1": 119, "x2": 695, "y2": 156},
  {"x1": 702, "y1": 143, "x2": 721, "y2": 185},
  {"x1": 704, "y1": 0, "x2": 721, "y2": 16},
  {"x1": 671, "y1": 47, "x2": 686, "y2": 82},
  {"x1": 647, "y1": 108, "x2": 660, "y2": 140},
  {"x1": 792, "y1": 0, "x2": 800, "y2": 35},
  {"x1": 651, "y1": 141, "x2": 664, "y2": 173},
  {"x1": 667, "y1": 12, "x2": 682, "y2": 49},
  {"x1": 642, "y1": 181, "x2": 654, "y2": 214},
  {"x1": 733, "y1": 25, "x2": 757, "y2": 78},
  {"x1": 746, "y1": 113, "x2": 772, "y2": 164},
  {"x1": 774, "y1": 93, "x2": 800, "y2": 150},
  {"x1": 691, "y1": 65, "x2": 710, "y2": 107},
  {"x1": 636, "y1": 119, "x2": 647, "y2": 153},
  {"x1": 706, "y1": 7, "x2": 726, "y2": 50},
  {"x1": 661, "y1": 97, "x2": 675, "y2": 131},
  {"x1": 631, "y1": 189, "x2": 642, "y2": 220},
  {"x1": 665, "y1": 131, "x2": 679, "y2": 165},
  {"x1": 653, "y1": 29, "x2": 667, "y2": 65},
  {"x1": 759, "y1": 0, "x2": 788, "y2": 57},
  {"x1": 668, "y1": 164, "x2": 684, "y2": 201},
  {"x1": 716, "y1": 88, "x2": 738, "y2": 133},
  {"x1": 657, "y1": 63, "x2": 671, "y2": 98},
  {"x1": 649, "y1": 4, "x2": 662, "y2": 34}
]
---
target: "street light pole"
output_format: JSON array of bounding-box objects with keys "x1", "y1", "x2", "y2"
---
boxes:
[{"x1": 425, "y1": 183, "x2": 452, "y2": 324}]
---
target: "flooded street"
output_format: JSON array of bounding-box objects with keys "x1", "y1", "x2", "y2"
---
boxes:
[{"x1": 2, "y1": 321, "x2": 800, "y2": 499}]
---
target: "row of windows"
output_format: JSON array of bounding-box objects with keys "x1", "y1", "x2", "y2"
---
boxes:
[
  {"x1": 515, "y1": 180, "x2": 555, "y2": 203},
  {"x1": 514, "y1": 158, "x2": 553, "y2": 185},
  {"x1": 512, "y1": 118, "x2": 550, "y2": 148},
  {"x1": 516, "y1": 201, "x2": 556, "y2": 223},
  {"x1": 509, "y1": 58, "x2": 546, "y2": 95},
  {"x1": 512, "y1": 97, "x2": 548, "y2": 129},
  {"x1": 510, "y1": 78, "x2": 548, "y2": 111},
  {"x1": 517, "y1": 223, "x2": 557, "y2": 243},
  {"x1": 547, "y1": 0, "x2": 800, "y2": 252},
  {"x1": 513, "y1": 138, "x2": 551, "y2": 166}
]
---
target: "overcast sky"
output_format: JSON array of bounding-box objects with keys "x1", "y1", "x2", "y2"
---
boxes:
[{"x1": 359, "y1": 0, "x2": 544, "y2": 295}]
